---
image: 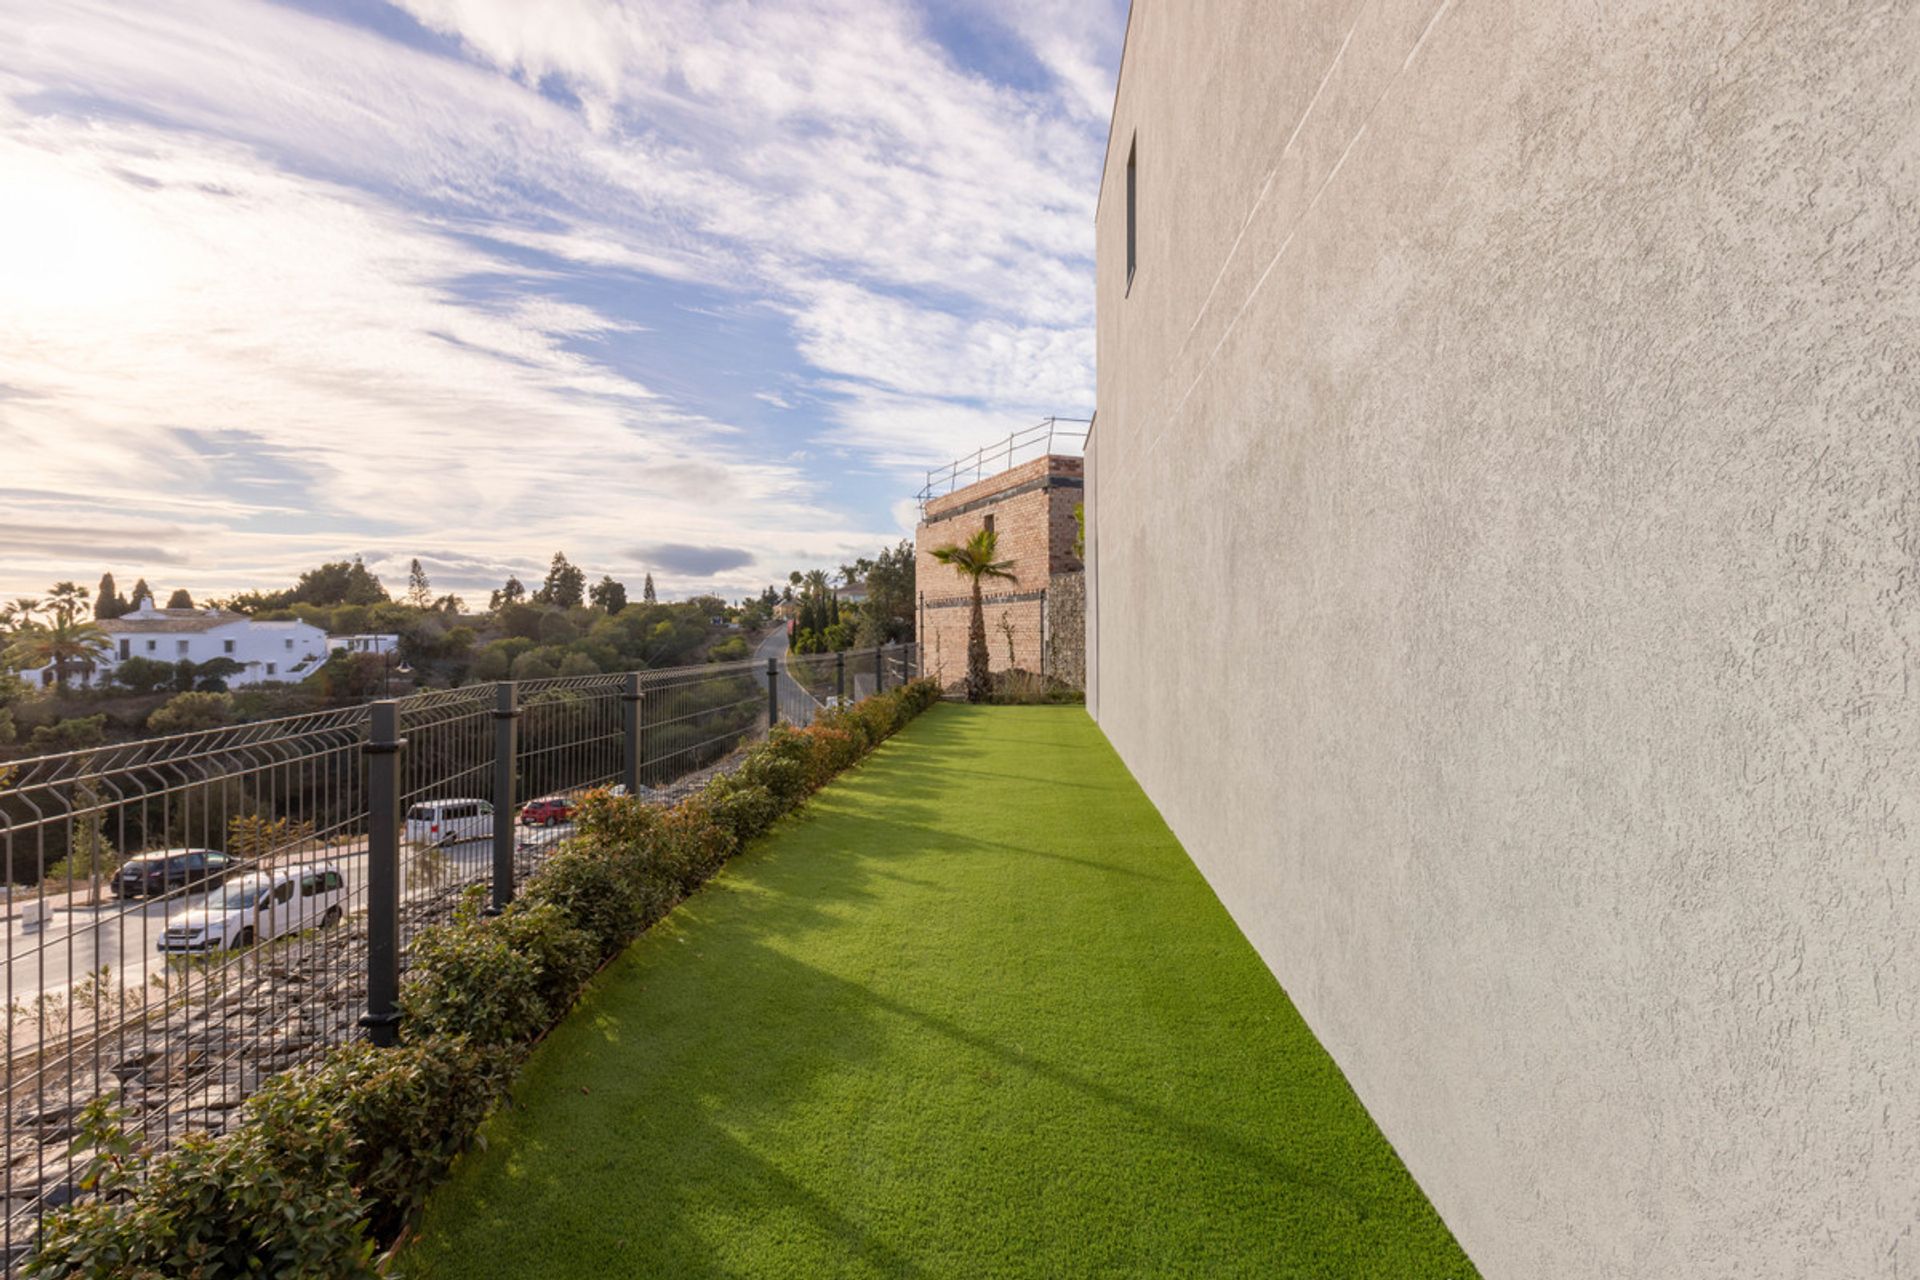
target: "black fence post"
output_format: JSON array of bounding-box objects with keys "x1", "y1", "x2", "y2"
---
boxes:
[
  {"x1": 361, "y1": 700, "x2": 404, "y2": 1048},
  {"x1": 622, "y1": 672, "x2": 643, "y2": 794},
  {"x1": 874, "y1": 645, "x2": 885, "y2": 694},
  {"x1": 489, "y1": 682, "x2": 519, "y2": 916},
  {"x1": 766, "y1": 657, "x2": 779, "y2": 728},
  {"x1": 835, "y1": 650, "x2": 846, "y2": 703}
]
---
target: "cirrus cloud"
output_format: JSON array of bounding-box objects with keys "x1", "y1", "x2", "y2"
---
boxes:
[{"x1": 0, "y1": 0, "x2": 1123, "y2": 601}]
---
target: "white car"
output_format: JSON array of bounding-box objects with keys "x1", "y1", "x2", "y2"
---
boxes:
[
  {"x1": 405, "y1": 799, "x2": 494, "y2": 847},
  {"x1": 156, "y1": 867, "x2": 346, "y2": 953}
]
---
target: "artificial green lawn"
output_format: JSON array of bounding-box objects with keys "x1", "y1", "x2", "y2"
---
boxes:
[{"x1": 403, "y1": 706, "x2": 1477, "y2": 1279}]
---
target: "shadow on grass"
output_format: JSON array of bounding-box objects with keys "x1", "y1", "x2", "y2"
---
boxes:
[{"x1": 407, "y1": 706, "x2": 1468, "y2": 1279}]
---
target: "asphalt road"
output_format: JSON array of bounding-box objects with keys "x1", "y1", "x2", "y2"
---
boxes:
[
  {"x1": 755, "y1": 626, "x2": 822, "y2": 725},
  {"x1": 1, "y1": 825, "x2": 572, "y2": 1005},
  {"x1": 751, "y1": 629, "x2": 882, "y2": 723}
]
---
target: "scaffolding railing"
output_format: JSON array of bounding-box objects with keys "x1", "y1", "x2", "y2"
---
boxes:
[{"x1": 915, "y1": 417, "x2": 1091, "y2": 514}]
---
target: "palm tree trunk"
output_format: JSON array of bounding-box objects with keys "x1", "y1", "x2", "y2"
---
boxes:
[{"x1": 966, "y1": 577, "x2": 990, "y2": 703}]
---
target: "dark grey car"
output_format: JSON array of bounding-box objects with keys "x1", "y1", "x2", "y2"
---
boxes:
[{"x1": 111, "y1": 849, "x2": 233, "y2": 899}]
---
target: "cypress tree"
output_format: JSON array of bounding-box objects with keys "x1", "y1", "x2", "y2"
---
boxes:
[{"x1": 94, "y1": 573, "x2": 125, "y2": 620}]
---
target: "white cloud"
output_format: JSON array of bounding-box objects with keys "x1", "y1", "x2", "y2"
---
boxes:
[
  {"x1": 975, "y1": 0, "x2": 1133, "y2": 122},
  {"x1": 0, "y1": 0, "x2": 1122, "y2": 598},
  {"x1": 788, "y1": 278, "x2": 1095, "y2": 409}
]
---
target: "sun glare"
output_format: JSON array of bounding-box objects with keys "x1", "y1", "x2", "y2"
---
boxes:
[{"x1": 0, "y1": 155, "x2": 172, "y2": 316}]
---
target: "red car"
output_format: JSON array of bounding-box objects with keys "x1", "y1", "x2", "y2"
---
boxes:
[{"x1": 518, "y1": 796, "x2": 574, "y2": 827}]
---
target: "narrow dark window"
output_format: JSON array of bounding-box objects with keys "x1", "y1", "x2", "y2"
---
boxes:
[
  {"x1": 1125, "y1": 137, "x2": 1137, "y2": 289},
  {"x1": 984, "y1": 514, "x2": 996, "y2": 537}
]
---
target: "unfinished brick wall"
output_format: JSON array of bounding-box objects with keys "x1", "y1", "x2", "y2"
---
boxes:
[
  {"x1": 920, "y1": 593, "x2": 1047, "y2": 692},
  {"x1": 915, "y1": 455, "x2": 1083, "y2": 693}
]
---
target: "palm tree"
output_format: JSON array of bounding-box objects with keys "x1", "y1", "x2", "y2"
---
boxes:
[
  {"x1": 5, "y1": 585, "x2": 109, "y2": 692},
  {"x1": 931, "y1": 529, "x2": 1016, "y2": 702},
  {"x1": 2, "y1": 597, "x2": 41, "y2": 632}
]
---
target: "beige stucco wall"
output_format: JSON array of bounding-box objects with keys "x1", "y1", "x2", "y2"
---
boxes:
[{"x1": 1090, "y1": 2, "x2": 1920, "y2": 1277}]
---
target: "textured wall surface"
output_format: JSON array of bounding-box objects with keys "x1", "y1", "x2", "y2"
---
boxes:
[{"x1": 1090, "y1": 1, "x2": 1920, "y2": 1277}]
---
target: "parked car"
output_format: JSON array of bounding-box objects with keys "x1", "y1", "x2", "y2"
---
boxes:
[
  {"x1": 156, "y1": 867, "x2": 346, "y2": 952},
  {"x1": 111, "y1": 849, "x2": 234, "y2": 899},
  {"x1": 519, "y1": 795, "x2": 574, "y2": 827},
  {"x1": 404, "y1": 799, "x2": 493, "y2": 847}
]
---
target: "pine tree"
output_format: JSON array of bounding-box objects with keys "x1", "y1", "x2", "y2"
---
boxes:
[
  {"x1": 406, "y1": 558, "x2": 432, "y2": 609},
  {"x1": 589, "y1": 576, "x2": 628, "y2": 614},
  {"x1": 166, "y1": 588, "x2": 194, "y2": 609},
  {"x1": 642, "y1": 573, "x2": 657, "y2": 605},
  {"x1": 128, "y1": 578, "x2": 153, "y2": 610},
  {"x1": 490, "y1": 576, "x2": 527, "y2": 611},
  {"x1": 535, "y1": 553, "x2": 586, "y2": 609}
]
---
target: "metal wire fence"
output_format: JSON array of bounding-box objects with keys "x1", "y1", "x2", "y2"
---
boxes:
[{"x1": 0, "y1": 643, "x2": 917, "y2": 1268}]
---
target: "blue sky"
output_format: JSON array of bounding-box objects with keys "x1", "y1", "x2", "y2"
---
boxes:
[{"x1": 0, "y1": 0, "x2": 1125, "y2": 602}]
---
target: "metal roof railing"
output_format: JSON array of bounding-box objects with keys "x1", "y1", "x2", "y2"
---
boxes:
[{"x1": 915, "y1": 417, "x2": 1091, "y2": 514}]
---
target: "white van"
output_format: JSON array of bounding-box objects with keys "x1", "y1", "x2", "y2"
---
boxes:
[
  {"x1": 157, "y1": 867, "x2": 346, "y2": 952},
  {"x1": 405, "y1": 799, "x2": 494, "y2": 847}
]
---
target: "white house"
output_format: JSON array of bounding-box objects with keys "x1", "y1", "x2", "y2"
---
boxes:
[
  {"x1": 81, "y1": 597, "x2": 330, "y2": 688},
  {"x1": 328, "y1": 633, "x2": 401, "y2": 656}
]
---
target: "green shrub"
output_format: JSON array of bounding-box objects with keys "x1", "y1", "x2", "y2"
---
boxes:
[
  {"x1": 571, "y1": 785, "x2": 661, "y2": 848},
  {"x1": 987, "y1": 670, "x2": 1083, "y2": 705},
  {"x1": 31, "y1": 1042, "x2": 508, "y2": 1277},
  {"x1": 652, "y1": 798, "x2": 734, "y2": 894},
  {"x1": 400, "y1": 895, "x2": 594, "y2": 1045},
  {"x1": 805, "y1": 725, "x2": 864, "y2": 784},
  {"x1": 498, "y1": 902, "x2": 602, "y2": 1021},
  {"x1": 811, "y1": 704, "x2": 874, "y2": 756},
  {"x1": 520, "y1": 836, "x2": 670, "y2": 957},
  {"x1": 247, "y1": 1038, "x2": 507, "y2": 1229},
  {"x1": 701, "y1": 777, "x2": 783, "y2": 846},
  {"x1": 854, "y1": 694, "x2": 899, "y2": 745},
  {"x1": 26, "y1": 714, "x2": 106, "y2": 753},
  {"x1": 733, "y1": 726, "x2": 814, "y2": 808},
  {"x1": 28, "y1": 1097, "x2": 374, "y2": 1279}
]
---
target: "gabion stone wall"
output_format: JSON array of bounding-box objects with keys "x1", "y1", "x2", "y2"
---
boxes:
[{"x1": 1046, "y1": 571, "x2": 1085, "y2": 691}]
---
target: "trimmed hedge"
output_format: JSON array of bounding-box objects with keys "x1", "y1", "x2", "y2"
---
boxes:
[{"x1": 28, "y1": 678, "x2": 943, "y2": 1278}]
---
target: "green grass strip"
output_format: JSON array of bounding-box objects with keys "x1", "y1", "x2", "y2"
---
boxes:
[{"x1": 404, "y1": 705, "x2": 1477, "y2": 1278}]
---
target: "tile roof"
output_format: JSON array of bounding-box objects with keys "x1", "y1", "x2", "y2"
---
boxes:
[{"x1": 101, "y1": 610, "x2": 242, "y2": 634}]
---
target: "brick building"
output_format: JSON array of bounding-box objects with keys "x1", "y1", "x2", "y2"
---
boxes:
[{"x1": 914, "y1": 454, "x2": 1083, "y2": 692}]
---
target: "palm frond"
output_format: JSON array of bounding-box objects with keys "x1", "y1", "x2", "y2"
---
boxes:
[{"x1": 930, "y1": 528, "x2": 1016, "y2": 583}]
